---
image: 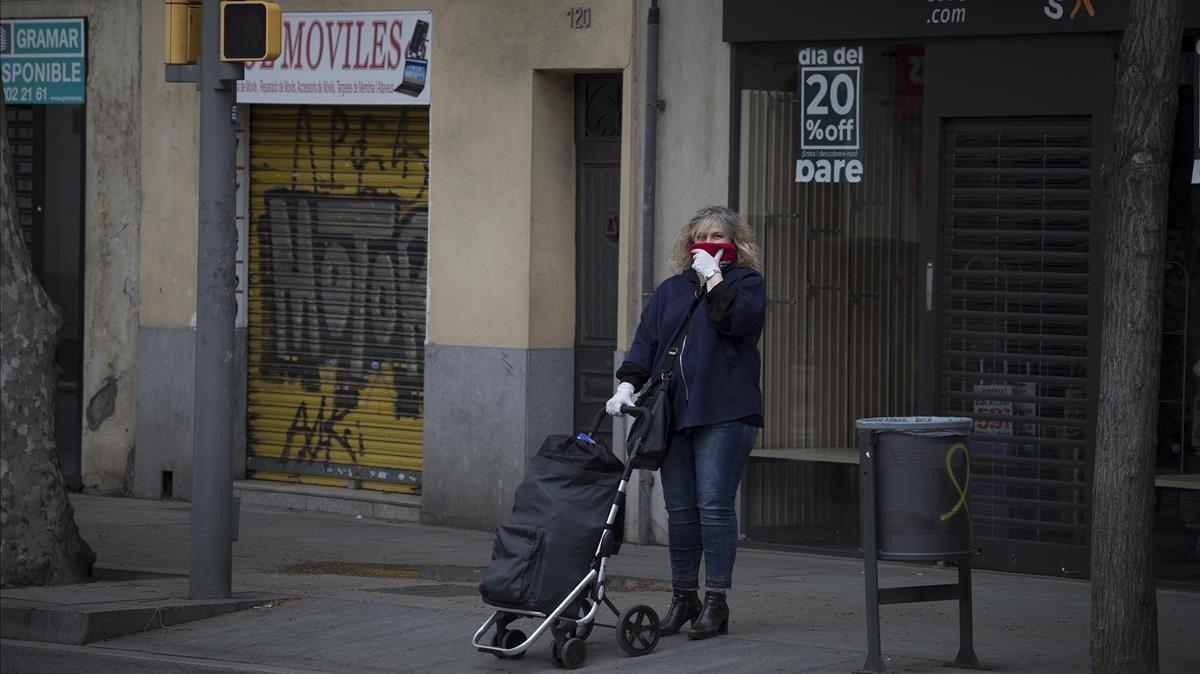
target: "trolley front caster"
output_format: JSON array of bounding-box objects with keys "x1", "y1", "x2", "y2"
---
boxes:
[
  {"x1": 552, "y1": 636, "x2": 587, "y2": 669},
  {"x1": 490, "y1": 627, "x2": 526, "y2": 659}
]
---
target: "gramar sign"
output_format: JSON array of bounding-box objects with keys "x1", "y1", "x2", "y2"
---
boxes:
[{"x1": 0, "y1": 18, "x2": 86, "y2": 105}]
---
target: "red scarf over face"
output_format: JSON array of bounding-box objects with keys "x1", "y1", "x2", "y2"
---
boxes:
[{"x1": 689, "y1": 241, "x2": 738, "y2": 268}]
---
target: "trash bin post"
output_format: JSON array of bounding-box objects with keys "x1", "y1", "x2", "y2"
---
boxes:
[
  {"x1": 954, "y1": 560, "x2": 982, "y2": 668},
  {"x1": 857, "y1": 428, "x2": 887, "y2": 674}
]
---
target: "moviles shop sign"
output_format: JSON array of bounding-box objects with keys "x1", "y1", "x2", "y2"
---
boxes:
[{"x1": 238, "y1": 11, "x2": 431, "y2": 106}]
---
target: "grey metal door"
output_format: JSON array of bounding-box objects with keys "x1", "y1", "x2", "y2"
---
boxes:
[
  {"x1": 574, "y1": 75, "x2": 621, "y2": 445},
  {"x1": 919, "y1": 38, "x2": 1112, "y2": 577}
]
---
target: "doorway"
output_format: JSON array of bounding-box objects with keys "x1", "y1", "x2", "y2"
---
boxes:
[
  {"x1": 573, "y1": 75, "x2": 621, "y2": 445},
  {"x1": 919, "y1": 37, "x2": 1113, "y2": 577},
  {"x1": 4, "y1": 104, "x2": 86, "y2": 489}
]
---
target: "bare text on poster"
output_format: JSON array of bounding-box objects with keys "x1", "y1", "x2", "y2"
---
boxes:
[{"x1": 796, "y1": 46, "x2": 863, "y2": 183}]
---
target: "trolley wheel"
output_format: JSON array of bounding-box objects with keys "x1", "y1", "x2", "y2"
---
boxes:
[
  {"x1": 616, "y1": 604, "x2": 660, "y2": 656},
  {"x1": 559, "y1": 637, "x2": 587, "y2": 669},
  {"x1": 491, "y1": 628, "x2": 527, "y2": 660}
]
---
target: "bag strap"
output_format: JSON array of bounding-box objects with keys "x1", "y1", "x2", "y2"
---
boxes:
[{"x1": 656, "y1": 289, "x2": 705, "y2": 382}]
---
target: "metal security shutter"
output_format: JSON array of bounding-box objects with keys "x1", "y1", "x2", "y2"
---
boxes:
[
  {"x1": 938, "y1": 118, "x2": 1093, "y2": 575},
  {"x1": 246, "y1": 105, "x2": 429, "y2": 494}
]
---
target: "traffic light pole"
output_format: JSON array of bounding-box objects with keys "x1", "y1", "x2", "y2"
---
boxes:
[{"x1": 189, "y1": 0, "x2": 243, "y2": 600}]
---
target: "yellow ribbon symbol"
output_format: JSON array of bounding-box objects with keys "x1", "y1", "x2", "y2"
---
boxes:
[{"x1": 940, "y1": 442, "x2": 971, "y2": 524}]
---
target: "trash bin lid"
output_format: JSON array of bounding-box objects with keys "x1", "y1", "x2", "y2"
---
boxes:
[{"x1": 854, "y1": 416, "x2": 973, "y2": 437}]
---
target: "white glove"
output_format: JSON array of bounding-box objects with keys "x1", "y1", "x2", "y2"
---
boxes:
[
  {"x1": 605, "y1": 382, "x2": 636, "y2": 416},
  {"x1": 690, "y1": 248, "x2": 724, "y2": 279}
]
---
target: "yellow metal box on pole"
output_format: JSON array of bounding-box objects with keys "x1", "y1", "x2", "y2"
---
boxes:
[
  {"x1": 220, "y1": 1, "x2": 282, "y2": 62},
  {"x1": 164, "y1": 0, "x2": 202, "y2": 65}
]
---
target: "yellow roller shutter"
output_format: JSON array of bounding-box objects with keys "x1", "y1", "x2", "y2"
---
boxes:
[{"x1": 246, "y1": 104, "x2": 428, "y2": 494}]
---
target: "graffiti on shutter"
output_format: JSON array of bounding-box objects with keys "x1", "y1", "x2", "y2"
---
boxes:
[{"x1": 247, "y1": 105, "x2": 428, "y2": 493}]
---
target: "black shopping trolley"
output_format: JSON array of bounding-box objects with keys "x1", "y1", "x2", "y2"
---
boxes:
[{"x1": 472, "y1": 407, "x2": 660, "y2": 669}]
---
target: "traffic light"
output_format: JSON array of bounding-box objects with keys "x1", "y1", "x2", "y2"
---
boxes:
[
  {"x1": 164, "y1": 0, "x2": 201, "y2": 65},
  {"x1": 220, "y1": 0, "x2": 282, "y2": 62}
]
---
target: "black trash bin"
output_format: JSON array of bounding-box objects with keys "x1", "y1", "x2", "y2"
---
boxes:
[
  {"x1": 854, "y1": 416, "x2": 982, "y2": 673},
  {"x1": 855, "y1": 416, "x2": 973, "y2": 561}
]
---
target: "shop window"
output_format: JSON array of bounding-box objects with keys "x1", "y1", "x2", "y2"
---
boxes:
[
  {"x1": 737, "y1": 42, "x2": 923, "y2": 550},
  {"x1": 1154, "y1": 47, "x2": 1200, "y2": 586}
]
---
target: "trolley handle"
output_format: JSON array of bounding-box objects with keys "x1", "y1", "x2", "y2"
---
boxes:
[
  {"x1": 580, "y1": 407, "x2": 612, "y2": 440},
  {"x1": 583, "y1": 405, "x2": 648, "y2": 440},
  {"x1": 580, "y1": 400, "x2": 648, "y2": 438}
]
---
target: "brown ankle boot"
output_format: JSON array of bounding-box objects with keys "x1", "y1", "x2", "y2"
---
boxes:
[
  {"x1": 687, "y1": 591, "x2": 729, "y2": 640},
  {"x1": 658, "y1": 589, "x2": 702, "y2": 636}
]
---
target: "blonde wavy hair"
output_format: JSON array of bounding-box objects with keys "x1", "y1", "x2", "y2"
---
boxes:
[{"x1": 670, "y1": 206, "x2": 762, "y2": 273}]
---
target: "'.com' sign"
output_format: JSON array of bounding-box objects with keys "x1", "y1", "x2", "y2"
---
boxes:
[
  {"x1": 796, "y1": 45, "x2": 862, "y2": 184},
  {"x1": 0, "y1": 18, "x2": 86, "y2": 105}
]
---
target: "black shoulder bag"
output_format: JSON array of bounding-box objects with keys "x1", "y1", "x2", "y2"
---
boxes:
[{"x1": 625, "y1": 290, "x2": 704, "y2": 470}]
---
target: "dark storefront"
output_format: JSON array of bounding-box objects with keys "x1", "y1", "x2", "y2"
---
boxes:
[{"x1": 724, "y1": 1, "x2": 1200, "y2": 586}]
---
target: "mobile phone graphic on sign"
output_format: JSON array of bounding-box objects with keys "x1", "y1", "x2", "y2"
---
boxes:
[
  {"x1": 407, "y1": 19, "x2": 428, "y2": 60},
  {"x1": 395, "y1": 19, "x2": 429, "y2": 96}
]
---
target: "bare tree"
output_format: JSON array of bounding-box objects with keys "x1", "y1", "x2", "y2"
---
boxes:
[
  {"x1": 1090, "y1": 0, "x2": 1184, "y2": 672},
  {"x1": 0, "y1": 99, "x2": 95, "y2": 586}
]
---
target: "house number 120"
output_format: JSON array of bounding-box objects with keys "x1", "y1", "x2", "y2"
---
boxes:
[{"x1": 567, "y1": 7, "x2": 591, "y2": 29}]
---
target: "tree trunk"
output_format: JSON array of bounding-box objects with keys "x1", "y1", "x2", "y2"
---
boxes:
[
  {"x1": 1090, "y1": 1, "x2": 1183, "y2": 672},
  {"x1": 0, "y1": 100, "x2": 95, "y2": 586}
]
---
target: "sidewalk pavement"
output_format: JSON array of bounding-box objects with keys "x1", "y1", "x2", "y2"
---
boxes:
[{"x1": 2, "y1": 493, "x2": 1197, "y2": 673}]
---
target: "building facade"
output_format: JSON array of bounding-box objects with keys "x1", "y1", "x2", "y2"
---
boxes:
[
  {"x1": 2, "y1": 0, "x2": 1197, "y2": 587},
  {"x1": 4, "y1": 0, "x2": 639, "y2": 524}
]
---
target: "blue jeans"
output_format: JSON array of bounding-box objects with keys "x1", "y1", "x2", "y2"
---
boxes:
[{"x1": 660, "y1": 420, "x2": 758, "y2": 593}]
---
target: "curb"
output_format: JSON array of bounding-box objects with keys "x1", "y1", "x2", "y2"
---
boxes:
[
  {"x1": 234, "y1": 480, "x2": 421, "y2": 523},
  {"x1": 0, "y1": 595, "x2": 276, "y2": 645}
]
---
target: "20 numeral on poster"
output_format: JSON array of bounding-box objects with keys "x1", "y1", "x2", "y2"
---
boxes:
[{"x1": 804, "y1": 72, "x2": 857, "y2": 144}]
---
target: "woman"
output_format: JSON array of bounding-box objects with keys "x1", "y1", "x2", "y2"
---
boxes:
[{"x1": 605, "y1": 205, "x2": 765, "y2": 640}]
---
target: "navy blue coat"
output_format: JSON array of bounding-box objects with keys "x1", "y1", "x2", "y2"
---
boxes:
[{"x1": 617, "y1": 266, "x2": 766, "y2": 431}]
